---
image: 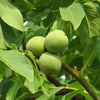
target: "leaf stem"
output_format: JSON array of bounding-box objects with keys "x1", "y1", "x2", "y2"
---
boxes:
[{"x1": 80, "y1": 50, "x2": 95, "y2": 76}]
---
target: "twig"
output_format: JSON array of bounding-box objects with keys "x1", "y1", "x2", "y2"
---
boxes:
[
  {"x1": 62, "y1": 61, "x2": 100, "y2": 100},
  {"x1": 46, "y1": 75, "x2": 81, "y2": 100},
  {"x1": 46, "y1": 75, "x2": 62, "y2": 86}
]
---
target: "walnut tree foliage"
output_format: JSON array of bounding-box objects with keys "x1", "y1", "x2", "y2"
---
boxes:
[{"x1": 0, "y1": 0, "x2": 100, "y2": 100}]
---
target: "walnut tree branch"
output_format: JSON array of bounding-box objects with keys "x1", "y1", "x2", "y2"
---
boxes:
[
  {"x1": 46, "y1": 75, "x2": 63, "y2": 86},
  {"x1": 46, "y1": 75, "x2": 81, "y2": 100},
  {"x1": 62, "y1": 61, "x2": 100, "y2": 100}
]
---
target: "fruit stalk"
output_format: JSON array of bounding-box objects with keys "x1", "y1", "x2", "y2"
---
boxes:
[{"x1": 62, "y1": 61, "x2": 100, "y2": 100}]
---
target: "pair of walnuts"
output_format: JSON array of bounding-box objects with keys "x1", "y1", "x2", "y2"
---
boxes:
[{"x1": 26, "y1": 30, "x2": 68, "y2": 75}]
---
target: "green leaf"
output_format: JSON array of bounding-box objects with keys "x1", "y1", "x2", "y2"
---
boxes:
[
  {"x1": 51, "y1": 19, "x2": 65, "y2": 31},
  {"x1": 61, "y1": 0, "x2": 74, "y2": 7},
  {"x1": 11, "y1": 44, "x2": 18, "y2": 50},
  {"x1": 25, "y1": 50, "x2": 45, "y2": 84},
  {"x1": 95, "y1": 37, "x2": 100, "y2": 61},
  {"x1": 83, "y1": 39, "x2": 95, "y2": 65},
  {"x1": 24, "y1": 79, "x2": 35, "y2": 94},
  {"x1": 41, "y1": 85, "x2": 49, "y2": 96},
  {"x1": 0, "y1": 78, "x2": 13, "y2": 100},
  {"x1": 55, "y1": 95, "x2": 63, "y2": 100},
  {"x1": 0, "y1": 0, "x2": 23, "y2": 31},
  {"x1": 48, "y1": 95, "x2": 55, "y2": 100},
  {"x1": 34, "y1": 0, "x2": 53, "y2": 7},
  {"x1": 61, "y1": 90, "x2": 83, "y2": 100},
  {"x1": 4, "y1": 67, "x2": 12, "y2": 78},
  {"x1": 43, "y1": 12, "x2": 55, "y2": 28},
  {"x1": 0, "y1": 61, "x2": 6, "y2": 78},
  {"x1": 66, "y1": 81, "x2": 93, "y2": 99},
  {"x1": 0, "y1": 25, "x2": 6, "y2": 50},
  {"x1": 81, "y1": 80, "x2": 100, "y2": 100},
  {"x1": 6, "y1": 78, "x2": 22, "y2": 100},
  {"x1": 23, "y1": 0, "x2": 36, "y2": 10},
  {"x1": 0, "y1": 19, "x2": 23, "y2": 47},
  {"x1": 69, "y1": 81, "x2": 85, "y2": 90},
  {"x1": 24, "y1": 75, "x2": 41, "y2": 94},
  {"x1": 78, "y1": 18, "x2": 89, "y2": 46},
  {"x1": 26, "y1": 21, "x2": 38, "y2": 31},
  {"x1": 80, "y1": 93, "x2": 93, "y2": 100},
  {"x1": 83, "y1": 2, "x2": 100, "y2": 37},
  {"x1": 36, "y1": 86, "x2": 64, "y2": 100},
  {"x1": 79, "y1": 0, "x2": 89, "y2": 4},
  {"x1": 93, "y1": 2, "x2": 100, "y2": 14},
  {"x1": 0, "y1": 50, "x2": 34, "y2": 82},
  {"x1": 34, "y1": 28, "x2": 46, "y2": 37},
  {"x1": 24, "y1": 50, "x2": 40, "y2": 80},
  {"x1": 96, "y1": 0, "x2": 100, "y2": 3},
  {"x1": 60, "y1": 3, "x2": 85, "y2": 30},
  {"x1": 14, "y1": 0, "x2": 36, "y2": 11},
  {"x1": 40, "y1": 8, "x2": 51, "y2": 20},
  {"x1": 16, "y1": 92, "x2": 32, "y2": 100},
  {"x1": 67, "y1": 81, "x2": 95, "y2": 99}
]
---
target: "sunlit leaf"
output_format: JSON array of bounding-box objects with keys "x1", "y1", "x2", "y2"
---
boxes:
[
  {"x1": 24, "y1": 75, "x2": 41, "y2": 94},
  {"x1": 60, "y1": 3, "x2": 85, "y2": 30},
  {"x1": 0, "y1": 0, "x2": 23, "y2": 31},
  {"x1": 0, "y1": 50, "x2": 34, "y2": 82}
]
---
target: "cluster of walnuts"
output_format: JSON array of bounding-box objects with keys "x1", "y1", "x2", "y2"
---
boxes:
[{"x1": 26, "y1": 30, "x2": 68, "y2": 75}]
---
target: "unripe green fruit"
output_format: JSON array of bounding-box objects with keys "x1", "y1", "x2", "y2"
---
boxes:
[
  {"x1": 38, "y1": 52, "x2": 61, "y2": 75},
  {"x1": 26, "y1": 36, "x2": 45, "y2": 57},
  {"x1": 45, "y1": 30, "x2": 68, "y2": 53}
]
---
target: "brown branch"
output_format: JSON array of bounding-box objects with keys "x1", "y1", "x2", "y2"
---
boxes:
[
  {"x1": 26, "y1": 55, "x2": 86, "y2": 100},
  {"x1": 46, "y1": 75, "x2": 63, "y2": 86},
  {"x1": 46, "y1": 75, "x2": 82, "y2": 100},
  {"x1": 62, "y1": 61, "x2": 100, "y2": 100}
]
